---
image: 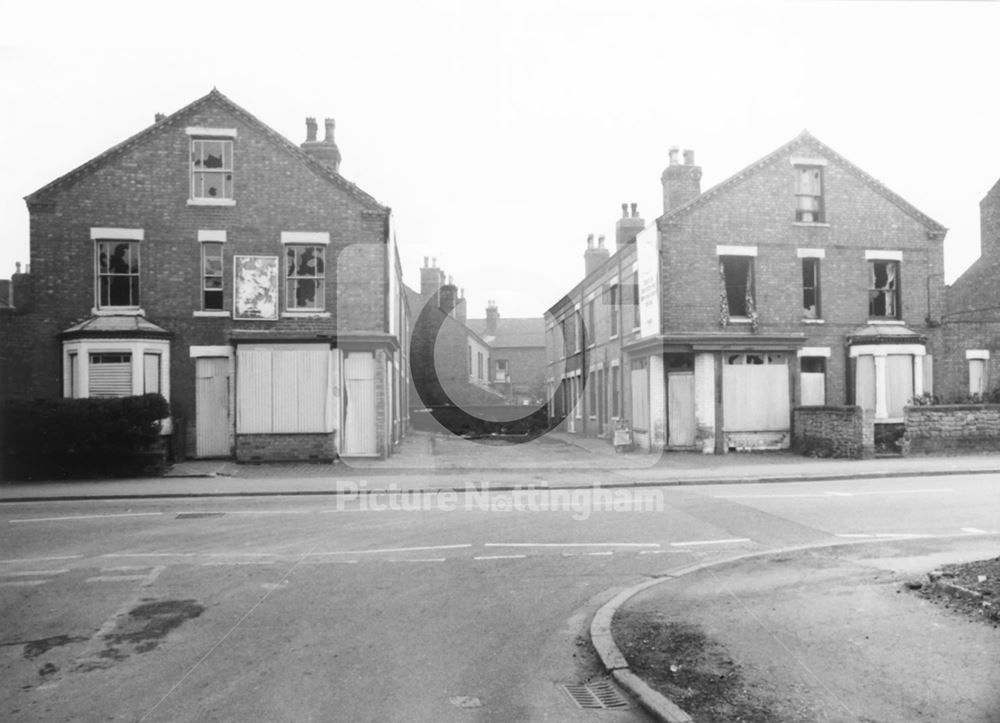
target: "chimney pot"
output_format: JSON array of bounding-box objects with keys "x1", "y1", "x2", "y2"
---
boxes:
[
  {"x1": 324, "y1": 118, "x2": 335, "y2": 142},
  {"x1": 15, "y1": 262, "x2": 22, "y2": 274},
  {"x1": 423, "y1": 256, "x2": 429, "y2": 268},
  {"x1": 154, "y1": 112, "x2": 165, "y2": 123},
  {"x1": 683, "y1": 149, "x2": 695, "y2": 165},
  {"x1": 432, "y1": 257, "x2": 437, "y2": 268},
  {"x1": 669, "y1": 146, "x2": 680, "y2": 166},
  {"x1": 598, "y1": 235, "x2": 606, "y2": 248},
  {"x1": 587, "y1": 233, "x2": 594, "y2": 249},
  {"x1": 305, "y1": 117, "x2": 317, "y2": 142},
  {"x1": 621, "y1": 202, "x2": 629, "y2": 218},
  {"x1": 631, "y1": 202, "x2": 638, "y2": 218}
]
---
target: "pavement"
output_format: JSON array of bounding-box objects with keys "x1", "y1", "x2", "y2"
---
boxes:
[
  {"x1": 594, "y1": 536, "x2": 1000, "y2": 723},
  {"x1": 2, "y1": 430, "x2": 999, "y2": 501}
]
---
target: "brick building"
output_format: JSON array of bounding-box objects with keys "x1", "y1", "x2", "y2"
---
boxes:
[
  {"x1": 547, "y1": 132, "x2": 948, "y2": 453},
  {"x1": 467, "y1": 302, "x2": 545, "y2": 405},
  {"x1": 940, "y1": 177, "x2": 1000, "y2": 400},
  {"x1": 5, "y1": 89, "x2": 409, "y2": 461}
]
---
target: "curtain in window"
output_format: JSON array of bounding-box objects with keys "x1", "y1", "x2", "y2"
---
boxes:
[
  {"x1": 719, "y1": 261, "x2": 730, "y2": 327},
  {"x1": 745, "y1": 263, "x2": 759, "y2": 332}
]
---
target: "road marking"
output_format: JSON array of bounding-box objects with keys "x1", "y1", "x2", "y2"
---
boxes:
[
  {"x1": 85, "y1": 575, "x2": 153, "y2": 583},
  {"x1": 390, "y1": 558, "x2": 447, "y2": 563},
  {"x1": 306, "y1": 544, "x2": 472, "y2": 556},
  {"x1": 9, "y1": 512, "x2": 163, "y2": 523},
  {"x1": 835, "y1": 532, "x2": 930, "y2": 539},
  {"x1": 201, "y1": 561, "x2": 276, "y2": 566},
  {"x1": 834, "y1": 533, "x2": 873, "y2": 538},
  {"x1": 484, "y1": 542, "x2": 660, "y2": 548},
  {"x1": 0, "y1": 569, "x2": 69, "y2": 576},
  {"x1": 961, "y1": 527, "x2": 996, "y2": 534},
  {"x1": 585, "y1": 551, "x2": 614, "y2": 556},
  {"x1": 216, "y1": 510, "x2": 312, "y2": 515},
  {"x1": 101, "y1": 565, "x2": 154, "y2": 572},
  {"x1": 670, "y1": 538, "x2": 751, "y2": 547},
  {"x1": 716, "y1": 488, "x2": 954, "y2": 500},
  {"x1": 102, "y1": 553, "x2": 199, "y2": 558},
  {"x1": 301, "y1": 559, "x2": 359, "y2": 565},
  {"x1": 205, "y1": 552, "x2": 279, "y2": 558},
  {"x1": 474, "y1": 554, "x2": 527, "y2": 560},
  {"x1": 0, "y1": 580, "x2": 50, "y2": 587},
  {"x1": 639, "y1": 550, "x2": 686, "y2": 555},
  {"x1": 0, "y1": 555, "x2": 83, "y2": 564}
]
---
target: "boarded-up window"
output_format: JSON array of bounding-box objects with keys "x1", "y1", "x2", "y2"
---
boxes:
[
  {"x1": 237, "y1": 347, "x2": 329, "y2": 433},
  {"x1": 885, "y1": 355, "x2": 914, "y2": 418},
  {"x1": 800, "y1": 356, "x2": 826, "y2": 406},
  {"x1": 855, "y1": 355, "x2": 876, "y2": 413},
  {"x1": 143, "y1": 353, "x2": 161, "y2": 395},
  {"x1": 631, "y1": 358, "x2": 649, "y2": 432},
  {"x1": 723, "y1": 354, "x2": 789, "y2": 431},
  {"x1": 969, "y1": 358, "x2": 987, "y2": 396},
  {"x1": 89, "y1": 353, "x2": 132, "y2": 397}
]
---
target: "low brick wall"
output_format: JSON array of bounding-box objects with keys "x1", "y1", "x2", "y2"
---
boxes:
[
  {"x1": 235, "y1": 433, "x2": 336, "y2": 463},
  {"x1": 903, "y1": 405, "x2": 1000, "y2": 455},
  {"x1": 792, "y1": 406, "x2": 874, "y2": 459}
]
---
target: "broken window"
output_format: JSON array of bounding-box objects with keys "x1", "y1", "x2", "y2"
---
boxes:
[
  {"x1": 802, "y1": 258, "x2": 820, "y2": 318},
  {"x1": 285, "y1": 245, "x2": 325, "y2": 310},
  {"x1": 97, "y1": 240, "x2": 140, "y2": 308},
  {"x1": 202, "y1": 242, "x2": 224, "y2": 310},
  {"x1": 868, "y1": 260, "x2": 900, "y2": 319},
  {"x1": 190, "y1": 139, "x2": 233, "y2": 200},
  {"x1": 719, "y1": 256, "x2": 755, "y2": 319},
  {"x1": 795, "y1": 167, "x2": 824, "y2": 223}
]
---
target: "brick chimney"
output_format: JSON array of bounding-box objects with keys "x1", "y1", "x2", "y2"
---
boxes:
[
  {"x1": 439, "y1": 276, "x2": 458, "y2": 315},
  {"x1": 661, "y1": 147, "x2": 701, "y2": 214},
  {"x1": 486, "y1": 300, "x2": 499, "y2": 336},
  {"x1": 585, "y1": 233, "x2": 610, "y2": 276},
  {"x1": 301, "y1": 116, "x2": 342, "y2": 172},
  {"x1": 615, "y1": 202, "x2": 645, "y2": 252},
  {"x1": 455, "y1": 288, "x2": 467, "y2": 325},
  {"x1": 420, "y1": 256, "x2": 446, "y2": 306}
]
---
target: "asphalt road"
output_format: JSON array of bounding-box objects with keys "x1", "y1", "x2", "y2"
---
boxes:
[{"x1": 1, "y1": 473, "x2": 997, "y2": 722}]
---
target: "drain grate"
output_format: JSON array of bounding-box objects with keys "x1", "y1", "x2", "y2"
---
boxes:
[
  {"x1": 176, "y1": 512, "x2": 226, "y2": 519},
  {"x1": 560, "y1": 680, "x2": 630, "y2": 710}
]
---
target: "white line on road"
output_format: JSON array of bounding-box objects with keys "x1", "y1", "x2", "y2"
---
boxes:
[
  {"x1": 101, "y1": 566, "x2": 154, "y2": 572},
  {"x1": 205, "y1": 552, "x2": 280, "y2": 558},
  {"x1": 85, "y1": 575, "x2": 153, "y2": 583},
  {"x1": 670, "y1": 538, "x2": 751, "y2": 547},
  {"x1": 102, "y1": 553, "x2": 199, "y2": 558},
  {"x1": 585, "y1": 551, "x2": 614, "y2": 556},
  {"x1": 0, "y1": 569, "x2": 69, "y2": 576},
  {"x1": 0, "y1": 580, "x2": 50, "y2": 587},
  {"x1": 216, "y1": 510, "x2": 312, "y2": 515},
  {"x1": 201, "y1": 561, "x2": 277, "y2": 566},
  {"x1": 835, "y1": 533, "x2": 930, "y2": 539},
  {"x1": 716, "y1": 488, "x2": 954, "y2": 500},
  {"x1": 474, "y1": 554, "x2": 527, "y2": 560},
  {"x1": 301, "y1": 559, "x2": 359, "y2": 565},
  {"x1": 0, "y1": 555, "x2": 83, "y2": 564},
  {"x1": 961, "y1": 527, "x2": 996, "y2": 534},
  {"x1": 639, "y1": 550, "x2": 685, "y2": 555},
  {"x1": 484, "y1": 542, "x2": 660, "y2": 548},
  {"x1": 390, "y1": 558, "x2": 447, "y2": 563},
  {"x1": 306, "y1": 544, "x2": 472, "y2": 556},
  {"x1": 9, "y1": 512, "x2": 163, "y2": 523}
]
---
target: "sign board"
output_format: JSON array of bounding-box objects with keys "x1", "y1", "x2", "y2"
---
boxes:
[
  {"x1": 635, "y1": 225, "x2": 660, "y2": 338},
  {"x1": 234, "y1": 255, "x2": 279, "y2": 320}
]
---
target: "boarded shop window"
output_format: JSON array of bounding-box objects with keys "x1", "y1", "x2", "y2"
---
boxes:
[{"x1": 89, "y1": 353, "x2": 132, "y2": 397}]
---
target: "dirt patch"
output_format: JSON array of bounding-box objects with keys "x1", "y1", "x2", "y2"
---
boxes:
[
  {"x1": 103, "y1": 599, "x2": 205, "y2": 650},
  {"x1": 905, "y1": 555, "x2": 1000, "y2": 628},
  {"x1": 0, "y1": 634, "x2": 89, "y2": 660},
  {"x1": 612, "y1": 610, "x2": 810, "y2": 723}
]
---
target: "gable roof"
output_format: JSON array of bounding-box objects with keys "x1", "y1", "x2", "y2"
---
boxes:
[
  {"x1": 25, "y1": 89, "x2": 386, "y2": 211},
  {"x1": 467, "y1": 317, "x2": 545, "y2": 348},
  {"x1": 658, "y1": 130, "x2": 947, "y2": 236}
]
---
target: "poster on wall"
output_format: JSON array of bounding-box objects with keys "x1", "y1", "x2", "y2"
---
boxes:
[
  {"x1": 233, "y1": 255, "x2": 279, "y2": 320},
  {"x1": 635, "y1": 225, "x2": 660, "y2": 338}
]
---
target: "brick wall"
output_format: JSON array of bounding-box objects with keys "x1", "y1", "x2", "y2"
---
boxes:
[
  {"x1": 903, "y1": 405, "x2": 1000, "y2": 455},
  {"x1": 235, "y1": 432, "x2": 336, "y2": 462},
  {"x1": 792, "y1": 406, "x2": 874, "y2": 459}
]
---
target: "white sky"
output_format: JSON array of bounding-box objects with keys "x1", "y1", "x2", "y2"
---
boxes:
[{"x1": 1, "y1": 0, "x2": 997, "y2": 319}]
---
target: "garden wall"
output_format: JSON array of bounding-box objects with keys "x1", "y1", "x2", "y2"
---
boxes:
[
  {"x1": 903, "y1": 405, "x2": 1000, "y2": 455},
  {"x1": 792, "y1": 406, "x2": 874, "y2": 459}
]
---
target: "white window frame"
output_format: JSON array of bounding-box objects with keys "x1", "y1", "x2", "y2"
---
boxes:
[
  {"x1": 63, "y1": 337, "x2": 171, "y2": 401},
  {"x1": 967, "y1": 350, "x2": 990, "y2": 396},
  {"x1": 187, "y1": 128, "x2": 236, "y2": 206},
  {"x1": 283, "y1": 242, "x2": 328, "y2": 315},
  {"x1": 92, "y1": 228, "x2": 144, "y2": 315}
]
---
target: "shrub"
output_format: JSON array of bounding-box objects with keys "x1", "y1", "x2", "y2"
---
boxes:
[{"x1": 1, "y1": 394, "x2": 169, "y2": 479}]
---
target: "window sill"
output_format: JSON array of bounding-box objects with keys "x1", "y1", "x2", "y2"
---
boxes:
[
  {"x1": 188, "y1": 198, "x2": 236, "y2": 207},
  {"x1": 792, "y1": 222, "x2": 830, "y2": 228},
  {"x1": 727, "y1": 317, "x2": 753, "y2": 324},
  {"x1": 91, "y1": 307, "x2": 145, "y2": 316},
  {"x1": 867, "y1": 319, "x2": 905, "y2": 325},
  {"x1": 802, "y1": 318, "x2": 825, "y2": 324},
  {"x1": 281, "y1": 311, "x2": 331, "y2": 318},
  {"x1": 193, "y1": 310, "x2": 230, "y2": 318},
  {"x1": 609, "y1": 334, "x2": 620, "y2": 340}
]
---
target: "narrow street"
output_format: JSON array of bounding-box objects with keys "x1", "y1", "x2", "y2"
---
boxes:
[{"x1": 2, "y1": 473, "x2": 997, "y2": 721}]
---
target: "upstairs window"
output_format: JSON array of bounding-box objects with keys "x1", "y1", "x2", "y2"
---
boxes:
[
  {"x1": 96, "y1": 240, "x2": 140, "y2": 309},
  {"x1": 795, "y1": 166, "x2": 824, "y2": 223},
  {"x1": 719, "y1": 256, "x2": 755, "y2": 318},
  {"x1": 868, "y1": 260, "x2": 900, "y2": 319},
  {"x1": 190, "y1": 138, "x2": 233, "y2": 200},
  {"x1": 285, "y1": 245, "x2": 326, "y2": 310},
  {"x1": 631, "y1": 274, "x2": 641, "y2": 329},
  {"x1": 587, "y1": 300, "x2": 595, "y2": 346},
  {"x1": 609, "y1": 284, "x2": 619, "y2": 337},
  {"x1": 802, "y1": 257, "x2": 821, "y2": 318},
  {"x1": 202, "y1": 242, "x2": 224, "y2": 310}
]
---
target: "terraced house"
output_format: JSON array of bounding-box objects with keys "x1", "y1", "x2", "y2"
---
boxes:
[
  {"x1": 547, "y1": 132, "x2": 948, "y2": 453},
  {"x1": 6, "y1": 89, "x2": 409, "y2": 462}
]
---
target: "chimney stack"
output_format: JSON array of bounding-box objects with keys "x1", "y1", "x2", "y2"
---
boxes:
[
  {"x1": 585, "y1": 231, "x2": 611, "y2": 276},
  {"x1": 662, "y1": 146, "x2": 702, "y2": 214},
  {"x1": 486, "y1": 301, "x2": 499, "y2": 336},
  {"x1": 420, "y1": 257, "x2": 446, "y2": 305},
  {"x1": 615, "y1": 202, "x2": 645, "y2": 252},
  {"x1": 301, "y1": 116, "x2": 342, "y2": 172}
]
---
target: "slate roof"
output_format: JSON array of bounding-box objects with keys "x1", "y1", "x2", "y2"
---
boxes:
[
  {"x1": 658, "y1": 130, "x2": 947, "y2": 235},
  {"x1": 466, "y1": 317, "x2": 545, "y2": 348},
  {"x1": 25, "y1": 88, "x2": 387, "y2": 212},
  {"x1": 60, "y1": 315, "x2": 172, "y2": 339}
]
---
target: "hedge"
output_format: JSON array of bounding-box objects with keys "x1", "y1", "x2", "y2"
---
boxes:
[{"x1": 1, "y1": 394, "x2": 170, "y2": 480}]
